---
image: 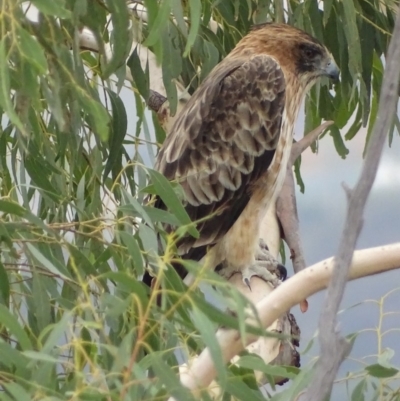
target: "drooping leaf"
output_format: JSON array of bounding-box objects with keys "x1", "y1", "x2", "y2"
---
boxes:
[
  {"x1": 102, "y1": 0, "x2": 132, "y2": 78},
  {"x1": 0, "y1": 304, "x2": 33, "y2": 351},
  {"x1": 103, "y1": 89, "x2": 128, "y2": 180},
  {"x1": 127, "y1": 47, "x2": 150, "y2": 101},
  {"x1": 148, "y1": 169, "x2": 199, "y2": 238},
  {"x1": 30, "y1": 0, "x2": 71, "y2": 18}
]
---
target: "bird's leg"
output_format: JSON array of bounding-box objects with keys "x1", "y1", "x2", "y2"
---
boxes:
[
  {"x1": 216, "y1": 239, "x2": 287, "y2": 290},
  {"x1": 241, "y1": 261, "x2": 281, "y2": 290},
  {"x1": 256, "y1": 238, "x2": 287, "y2": 280},
  {"x1": 242, "y1": 239, "x2": 287, "y2": 290}
]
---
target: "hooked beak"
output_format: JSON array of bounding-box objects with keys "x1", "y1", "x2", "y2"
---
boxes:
[{"x1": 322, "y1": 55, "x2": 340, "y2": 81}]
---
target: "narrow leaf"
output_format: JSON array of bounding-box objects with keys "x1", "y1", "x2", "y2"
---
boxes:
[
  {"x1": 118, "y1": 231, "x2": 145, "y2": 276},
  {"x1": 0, "y1": 304, "x2": 32, "y2": 351},
  {"x1": 26, "y1": 243, "x2": 71, "y2": 280},
  {"x1": 103, "y1": 89, "x2": 127, "y2": 180},
  {"x1": 103, "y1": 0, "x2": 131, "y2": 78},
  {"x1": 184, "y1": 0, "x2": 202, "y2": 56},
  {"x1": 127, "y1": 47, "x2": 150, "y2": 101},
  {"x1": 191, "y1": 307, "x2": 227, "y2": 386},
  {"x1": 17, "y1": 28, "x2": 48, "y2": 74},
  {"x1": 0, "y1": 261, "x2": 10, "y2": 307},
  {"x1": 30, "y1": 0, "x2": 71, "y2": 18},
  {"x1": 148, "y1": 169, "x2": 199, "y2": 238},
  {"x1": 0, "y1": 38, "x2": 27, "y2": 135}
]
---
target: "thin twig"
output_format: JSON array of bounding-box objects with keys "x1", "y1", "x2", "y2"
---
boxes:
[{"x1": 304, "y1": 7, "x2": 400, "y2": 400}]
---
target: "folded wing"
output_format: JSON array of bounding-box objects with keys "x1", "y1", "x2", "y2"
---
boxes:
[{"x1": 155, "y1": 54, "x2": 286, "y2": 263}]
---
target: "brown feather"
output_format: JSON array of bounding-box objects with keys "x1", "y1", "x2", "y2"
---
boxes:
[
  {"x1": 148, "y1": 23, "x2": 337, "y2": 281},
  {"x1": 154, "y1": 54, "x2": 285, "y2": 256}
]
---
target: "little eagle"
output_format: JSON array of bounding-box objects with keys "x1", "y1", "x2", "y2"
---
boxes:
[{"x1": 146, "y1": 23, "x2": 339, "y2": 288}]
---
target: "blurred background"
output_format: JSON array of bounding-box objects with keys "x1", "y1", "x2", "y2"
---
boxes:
[{"x1": 294, "y1": 113, "x2": 400, "y2": 397}]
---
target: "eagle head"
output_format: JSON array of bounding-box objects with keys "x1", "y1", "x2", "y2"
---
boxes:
[{"x1": 233, "y1": 23, "x2": 339, "y2": 89}]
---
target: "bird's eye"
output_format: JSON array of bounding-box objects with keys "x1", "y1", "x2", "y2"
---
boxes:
[{"x1": 304, "y1": 48, "x2": 316, "y2": 58}]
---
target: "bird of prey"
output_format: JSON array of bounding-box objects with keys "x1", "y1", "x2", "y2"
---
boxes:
[{"x1": 148, "y1": 23, "x2": 339, "y2": 288}]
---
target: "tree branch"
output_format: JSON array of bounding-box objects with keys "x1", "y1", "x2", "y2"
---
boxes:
[
  {"x1": 276, "y1": 121, "x2": 334, "y2": 276},
  {"x1": 175, "y1": 243, "x2": 400, "y2": 397},
  {"x1": 304, "y1": 7, "x2": 400, "y2": 400}
]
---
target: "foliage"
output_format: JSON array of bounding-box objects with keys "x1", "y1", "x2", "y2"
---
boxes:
[{"x1": 0, "y1": 0, "x2": 398, "y2": 400}]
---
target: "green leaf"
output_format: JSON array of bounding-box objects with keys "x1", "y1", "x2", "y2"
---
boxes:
[
  {"x1": 102, "y1": 271, "x2": 148, "y2": 297},
  {"x1": 3, "y1": 382, "x2": 31, "y2": 401},
  {"x1": 103, "y1": 0, "x2": 132, "y2": 78},
  {"x1": 328, "y1": 125, "x2": 349, "y2": 159},
  {"x1": 341, "y1": 1, "x2": 361, "y2": 76},
  {"x1": 365, "y1": 363, "x2": 399, "y2": 378},
  {"x1": 30, "y1": 0, "x2": 71, "y2": 18},
  {"x1": 271, "y1": 362, "x2": 315, "y2": 401},
  {"x1": 0, "y1": 304, "x2": 32, "y2": 351},
  {"x1": 68, "y1": 244, "x2": 96, "y2": 276},
  {"x1": 345, "y1": 105, "x2": 363, "y2": 141},
  {"x1": 351, "y1": 378, "x2": 367, "y2": 401},
  {"x1": 32, "y1": 272, "x2": 51, "y2": 331},
  {"x1": 40, "y1": 311, "x2": 72, "y2": 353},
  {"x1": 143, "y1": 0, "x2": 172, "y2": 48},
  {"x1": 184, "y1": 0, "x2": 202, "y2": 56},
  {"x1": 79, "y1": 92, "x2": 110, "y2": 141},
  {"x1": 24, "y1": 156, "x2": 61, "y2": 202},
  {"x1": 142, "y1": 205, "x2": 181, "y2": 226},
  {"x1": 0, "y1": 39, "x2": 27, "y2": 136},
  {"x1": 191, "y1": 306, "x2": 227, "y2": 386},
  {"x1": 152, "y1": 109, "x2": 167, "y2": 144},
  {"x1": 22, "y1": 350, "x2": 60, "y2": 364},
  {"x1": 223, "y1": 371, "x2": 266, "y2": 401},
  {"x1": 294, "y1": 156, "x2": 305, "y2": 193},
  {"x1": 237, "y1": 355, "x2": 298, "y2": 380},
  {"x1": 0, "y1": 199, "x2": 26, "y2": 216},
  {"x1": 17, "y1": 28, "x2": 48, "y2": 74},
  {"x1": 148, "y1": 169, "x2": 199, "y2": 238},
  {"x1": 118, "y1": 231, "x2": 144, "y2": 276},
  {"x1": 26, "y1": 243, "x2": 72, "y2": 281},
  {"x1": 162, "y1": 22, "x2": 182, "y2": 80},
  {"x1": 127, "y1": 47, "x2": 150, "y2": 101},
  {"x1": 0, "y1": 342, "x2": 30, "y2": 369},
  {"x1": 323, "y1": 0, "x2": 334, "y2": 26},
  {"x1": 0, "y1": 261, "x2": 10, "y2": 307},
  {"x1": 137, "y1": 223, "x2": 158, "y2": 257},
  {"x1": 120, "y1": 187, "x2": 154, "y2": 228},
  {"x1": 103, "y1": 89, "x2": 127, "y2": 180},
  {"x1": 171, "y1": 0, "x2": 188, "y2": 36},
  {"x1": 149, "y1": 353, "x2": 197, "y2": 401}
]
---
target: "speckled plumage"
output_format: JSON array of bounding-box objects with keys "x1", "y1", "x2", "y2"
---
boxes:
[{"x1": 152, "y1": 23, "x2": 338, "y2": 280}]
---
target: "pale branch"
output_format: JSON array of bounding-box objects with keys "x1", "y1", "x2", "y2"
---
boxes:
[
  {"x1": 290, "y1": 121, "x2": 334, "y2": 164},
  {"x1": 175, "y1": 243, "x2": 400, "y2": 398},
  {"x1": 304, "y1": 8, "x2": 400, "y2": 401}
]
